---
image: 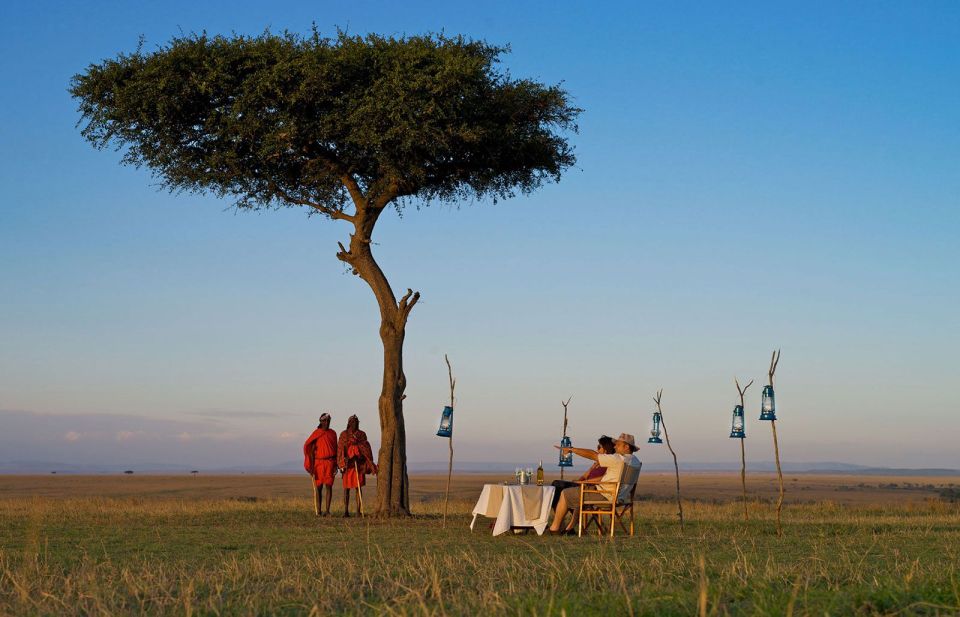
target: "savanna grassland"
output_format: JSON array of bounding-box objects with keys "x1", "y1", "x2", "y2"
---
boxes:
[{"x1": 1, "y1": 474, "x2": 958, "y2": 616}]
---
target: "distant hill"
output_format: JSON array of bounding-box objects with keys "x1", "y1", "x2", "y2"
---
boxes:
[{"x1": 2, "y1": 459, "x2": 956, "y2": 476}]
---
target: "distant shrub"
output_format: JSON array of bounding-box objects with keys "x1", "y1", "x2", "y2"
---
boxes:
[{"x1": 938, "y1": 487, "x2": 960, "y2": 503}]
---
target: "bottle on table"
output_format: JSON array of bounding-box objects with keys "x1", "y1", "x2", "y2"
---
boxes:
[{"x1": 536, "y1": 460, "x2": 544, "y2": 486}]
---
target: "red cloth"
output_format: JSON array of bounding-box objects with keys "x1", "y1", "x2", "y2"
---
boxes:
[
  {"x1": 579, "y1": 463, "x2": 606, "y2": 482},
  {"x1": 337, "y1": 429, "x2": 377, "y2": 489},
  {"x1": 303, "y1": 428, "x2": 338, "y2": 486}
]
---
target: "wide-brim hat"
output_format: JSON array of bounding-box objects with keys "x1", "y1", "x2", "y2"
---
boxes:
[{"x1": 614, "y1": 433, "x2": 640, "y2": 452}]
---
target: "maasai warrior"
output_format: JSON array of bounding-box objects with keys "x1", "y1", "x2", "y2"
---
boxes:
[
  {"x1": 337, "y1": 415, "x2": 377, "y2": 517},
  {"x1": 303, "y1": 413, "x2": 338, "y2": 516}
]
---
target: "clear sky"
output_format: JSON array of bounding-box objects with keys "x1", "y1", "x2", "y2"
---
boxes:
[{"x1": 1, "y1": 1, "x2": 958, "y2": 470}]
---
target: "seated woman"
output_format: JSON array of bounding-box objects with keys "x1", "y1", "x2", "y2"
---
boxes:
[{"x1": 550, "y1": 435, "x2": 615, "y2": 511}]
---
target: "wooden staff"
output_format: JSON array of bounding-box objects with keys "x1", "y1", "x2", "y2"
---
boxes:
[
  {"x1": 767, "y1": 349, "x2": 784, "y2": 536},
  {"x1": 654, "y1": 388, "x2": 684, "y2": 531},
  {"x1": 560, "y1": 396, "x2": 571, "y2": 480},
  {"x1": 735, "y1": 377, "x2": 754, "y2": 522},
  {"x1": 354, "y1": 460, "x2": 364, "y2": 517},
  {"x1": 442, "y1": 354, "x2": 456, "y2": 528},
  {"x1": 310, "y1": 475, "x2": 319, "y2": 516}
]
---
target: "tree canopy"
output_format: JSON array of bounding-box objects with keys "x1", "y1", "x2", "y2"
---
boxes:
[{"x1": 71, "y1": 30, "x2": 580, "y2": 218}]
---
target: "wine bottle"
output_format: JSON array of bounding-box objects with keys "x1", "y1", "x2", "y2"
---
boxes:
[{"x1": 536, "y1": 460, "x2": 544, "y2": 486}]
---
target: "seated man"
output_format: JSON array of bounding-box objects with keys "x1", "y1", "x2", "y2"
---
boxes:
[
  {"x1": 548, "y1": 433, "x2": 641, "y2": 534},
  {"x1": 550, "y1": 435, "x2": 615, "y2": 511}
]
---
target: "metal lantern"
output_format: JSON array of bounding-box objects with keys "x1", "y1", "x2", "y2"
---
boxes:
[
  {"x1": 729, "y1": 404, "x2": 745, "y2": 438},
  {"x1": 648, "y1": 411, "x2": 663, "y2": 444},
  {"x1": 760, "y1": 385, "x2": 777, "y2": 421},
  {"x1": 558, "y1": 435, "x2": 573, "y2": 467},
  {"x1": 436, "y1": 405, "x2": 453, "y2": 437}
]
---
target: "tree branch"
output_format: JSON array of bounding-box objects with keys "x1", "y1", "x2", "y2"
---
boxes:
[
  {"x1": 340, "y1": 173, "x2": 367, "y2": 210},
  {"x1": 336, "y1": 240, "x2": 358, "y2": 275},
  {"x1": 398, "y1": 288, "x2": 421, "y2": 322},
  {"x1": 270, "y1": 184, "x2": 355, "y2": 223}
]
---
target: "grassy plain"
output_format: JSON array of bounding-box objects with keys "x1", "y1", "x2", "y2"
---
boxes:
[{"x1": 1, "y1": 473, "x2": 958, "y2": 616}]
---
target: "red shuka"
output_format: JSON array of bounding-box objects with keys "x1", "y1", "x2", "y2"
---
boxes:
[
  {"x1": 337, "y1": 428, "x2": 377, "y2": 489},
  {"x1": 303, "y1": 427, "x2": 338, "y2": 486}
]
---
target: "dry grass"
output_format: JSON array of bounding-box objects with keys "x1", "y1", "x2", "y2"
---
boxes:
[{"x1": 0, "y1": 475, "x2": 958, "y2": 615}]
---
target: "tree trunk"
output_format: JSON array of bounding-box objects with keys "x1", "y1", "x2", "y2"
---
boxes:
[
  {"x1": 339, "y1": 208, "x2": 418, "y2": 517},
  {"x1": 375, "y1": 321, "x2": 411, "y2": 516}
]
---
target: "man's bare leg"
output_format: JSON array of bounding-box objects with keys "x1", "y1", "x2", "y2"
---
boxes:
[
  {"x1": 322, "y1": 485, "x2": 332, "y2": 516},
  {"x1": 343, "y1": 488, "x2": 351, "y2": 517}
]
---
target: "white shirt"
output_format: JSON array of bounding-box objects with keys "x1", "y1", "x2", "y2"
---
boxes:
[{"x1": 596, "y1": 453, "x2": 641, "y2": 502}]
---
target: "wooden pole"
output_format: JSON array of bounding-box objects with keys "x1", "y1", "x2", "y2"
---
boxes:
[
  {"x1": 311, "y1": 476, "x2": 319, "y2": 516},
  {"x1": 442, "y1": 354, "x2": 456, "y2": 528},
  {"x1": 740, "y1": 439, "x2": 747, "y2": 521},
  {"x1": 767, "y1": 349, "x2": 784, "y2": 536},
  {"x1": 560, "y1": 397, "x2": 571, "y2": 481},
  {"x1": 354, "y1": 460, "x2": 364, "y2": 517},
  {"x1": 654, "y1": 389, "x2": 684, "y2": 531},
  {"x1": 735, "y1": 377, "x2": 754, "y2": 523}
]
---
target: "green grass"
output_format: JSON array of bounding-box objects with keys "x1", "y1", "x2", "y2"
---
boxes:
[{"x1": 1, "y1": 497, "x2": 959, "y2": 615}]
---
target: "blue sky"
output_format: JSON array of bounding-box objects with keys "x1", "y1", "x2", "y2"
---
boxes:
[{"x1": 1, "y1": 1, "x2": 958, "y2": 470}]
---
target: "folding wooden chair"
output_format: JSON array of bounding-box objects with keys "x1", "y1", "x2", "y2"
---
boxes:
[
  {"x1": 614, "y1": 462, "x2": 641, "y2": 536},
  {"x1": 577, "y1": 474, "x2": 622, "y2": 537}
]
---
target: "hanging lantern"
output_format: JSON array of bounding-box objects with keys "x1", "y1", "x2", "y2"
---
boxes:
[
  {"x1": 729, "y1": 404, "x2": 745, "y2": 438},
  {"x1": 558, "y1": 435, "x2": 573, "y2": 467},
  {"x1": 648, "y1": 411, "x2": 663, "y2": 444},
  {"x1": 760, "y1": 385, "x2": 777, "y2": 421},
  {"x1": 436, "y1": 405, "x2": 453, "y2": 437}
]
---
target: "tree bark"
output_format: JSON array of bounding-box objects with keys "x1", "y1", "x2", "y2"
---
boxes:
[{"x1": 338, "y1": 205, "x2": 418, "y2": 517}]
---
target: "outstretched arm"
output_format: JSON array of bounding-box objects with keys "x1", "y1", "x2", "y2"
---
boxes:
[{"x1": 555, "y1": 445, "x2": 599, "y2": 462}]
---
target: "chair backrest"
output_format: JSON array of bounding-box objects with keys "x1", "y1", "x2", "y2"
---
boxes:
[{"x1": 619, "y1": 461, "x2": 641, "y2": 504}]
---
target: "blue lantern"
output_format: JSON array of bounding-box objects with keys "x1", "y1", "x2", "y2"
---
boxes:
[
  {"x1": 558, "y1": 435, "x2": 573, "y2": 467},
  {"x1": 648, "y1": 411, "x2": 663, "y2": 444},
  {"x1": 729, "y1": 405, "x2": 745, "y2": 438},
  {"x1": 436, "y1": 406, "x2": 453, "y2": 437},
  {"x1": 760, "y1": 385, "x2": 776, "y2": 421}
]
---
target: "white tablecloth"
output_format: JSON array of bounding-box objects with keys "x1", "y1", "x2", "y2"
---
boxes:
[{"x1": 470, "y1": 484, "x2": 555, "y2": 536}]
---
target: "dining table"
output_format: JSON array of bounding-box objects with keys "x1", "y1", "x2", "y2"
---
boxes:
[{"x1": 470, "y1": 483, "x2": 555, "y2": 536}]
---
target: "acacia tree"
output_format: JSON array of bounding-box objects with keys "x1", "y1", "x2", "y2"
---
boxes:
[{"x1": 70, "y1": 31, "x2": 579, "y2": 515}]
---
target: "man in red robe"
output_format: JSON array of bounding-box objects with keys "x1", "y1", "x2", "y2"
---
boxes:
[
  {"x1": 303, "y1": 412, "x2": 337, "y2": 516},
  {"x1": 337, "y1": 414, "x2": 377, "y2": 517}
]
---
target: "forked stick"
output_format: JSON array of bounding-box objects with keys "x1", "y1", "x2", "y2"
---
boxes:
[
  {"x1": 442, "y1": 354, "x2": 456, "y2": 528},
  {"x1": 560, "y1": 396, "x2": 572, "y2": 480},
  {"x1": 654, "y1": 388, "x2": 684, "y2": 531},
  {"x1": 735, "y1": 377, "x2": 754, "y2": 522},
  {"x1": 767, "y1": 349, "x2": 784, "y2": 536}
]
